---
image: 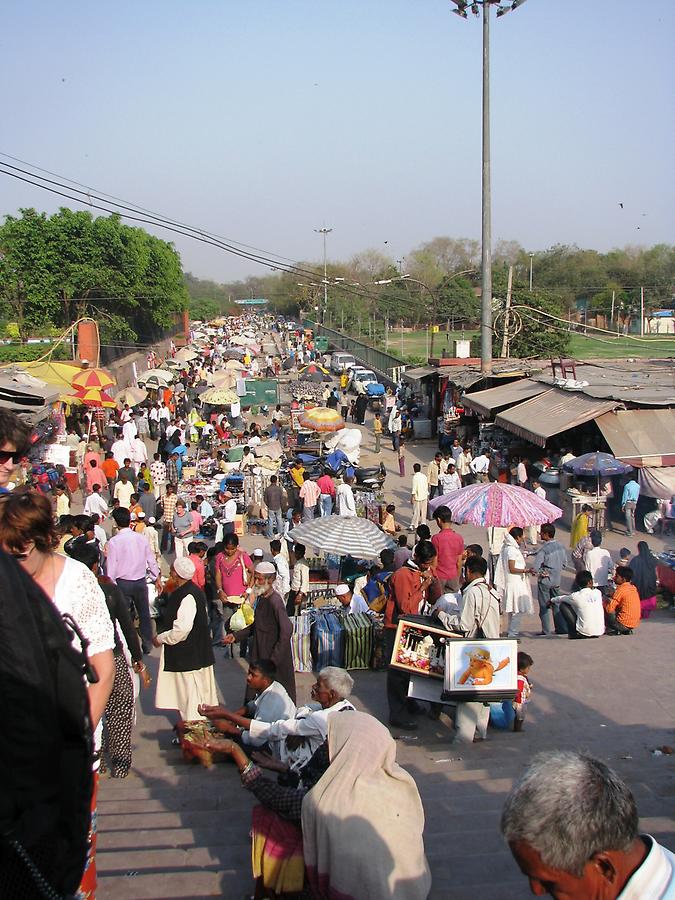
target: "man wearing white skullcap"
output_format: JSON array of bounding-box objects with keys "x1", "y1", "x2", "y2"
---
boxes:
[
  {"x1": 153, "y1": 554, "x2": 218, "y2": 721},
  {"x1": 225, "y1": 558, "x2": 296, "y2": 702},
  {"x1": 335, "y1": 582, "x2": 370, "y2": 616}
]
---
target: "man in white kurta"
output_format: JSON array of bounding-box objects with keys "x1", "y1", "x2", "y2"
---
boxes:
[{"x1": 154, "y1": 557, "x2": 218, "y2": 721}]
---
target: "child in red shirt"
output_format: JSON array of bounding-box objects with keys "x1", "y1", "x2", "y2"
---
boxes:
[{"x1": 513, "y1": 651, "x2": 533, "y2": 733}]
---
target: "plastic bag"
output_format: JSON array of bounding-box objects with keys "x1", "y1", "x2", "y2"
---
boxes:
[{"x1": 230, "y1": 602, "x2": 254, "y2": 632}]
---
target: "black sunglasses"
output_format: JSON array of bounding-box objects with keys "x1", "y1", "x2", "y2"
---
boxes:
[{"x1": 0, "y1": 450, "x2": 22, "y2": 465}]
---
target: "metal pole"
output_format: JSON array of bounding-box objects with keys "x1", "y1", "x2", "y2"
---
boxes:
[
  {"x1": 501, "y1": 264, "x2": 513, "y2": 358},
  {"x1": 322, "y1": 231, "x2": 328, "y2": 324},
  {"x1": 640, "y1": 286, "x2": 644, "y2": 337},
  {"x1": 480, "y1": 2, "x2": 493, "y2": 374},
  {"x1": 426, "y1": 324, "x2": 430, "y2": 360},
  {"x1": 529, "y1": 253, "x2": 534, "y2": 292},
  {"x1": 610, "y1": 290, "x2": 615, "y2": 327},
  {"x1": 385, "y1": 314, "x2": 389, "y2": 351}
]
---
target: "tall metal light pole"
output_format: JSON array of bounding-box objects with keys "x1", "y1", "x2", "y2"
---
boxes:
[
  {"x1": 450, "y1": 0, "x2": 529, "y2": 374},
  {"x1": 314, "y1": 227, "x2": 332, "y2": 325},
  {"x1": 529, "y1": 252, "x2": 534, "y2": 291}
]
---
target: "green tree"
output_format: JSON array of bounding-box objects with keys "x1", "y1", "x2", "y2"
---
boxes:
[
  {"x1": 492, "y1": 270, "x2": 570, "y2": 358},
  {"x1": 0, "y1": 208, "x2": 189, "y2": 345},
  {"x1": 189, "y1": 297, "x2": 219, "y2": 321},
  {"x1": 0, "y1": 209, "x2": 61, "y2": 339}
]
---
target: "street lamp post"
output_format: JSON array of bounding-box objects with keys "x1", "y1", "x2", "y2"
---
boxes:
[
  {"x1": 529, "y1": 252, "x2": 534, "y2": 292},
  {"x1": 450, "y1": 0, "x2": 529, "y2": 374},
  {"x1": 314, "y1": 227, "x2": 332, "y2": 325}
]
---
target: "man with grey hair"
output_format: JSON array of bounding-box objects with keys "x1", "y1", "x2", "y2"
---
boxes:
[
  {"x1": 208, "y1": 666, "x2": 355, "y2": 775},
  {"x1": 502, "y1": 750, "x2": 675, "y2": 898}
]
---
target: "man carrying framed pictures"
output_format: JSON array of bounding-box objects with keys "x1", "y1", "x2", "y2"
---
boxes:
[{"x1": 433, "y1": 556, "x2": 502, "y2": 744}]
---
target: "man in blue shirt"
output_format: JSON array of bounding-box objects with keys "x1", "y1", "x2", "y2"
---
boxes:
[
  {"x1": 621, "y1": 478, "x2": 640, "y2": 536},
  {"x1": 532, "y1": 523, "x2": 569, "y2": 634}
]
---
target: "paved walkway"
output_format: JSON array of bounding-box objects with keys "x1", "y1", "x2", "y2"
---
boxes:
[{"x1": 91, "y1": 366, "x2": 675, "y2": 898}]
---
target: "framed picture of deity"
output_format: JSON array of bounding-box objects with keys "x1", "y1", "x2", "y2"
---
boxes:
[
  {"x1": 389, "y1": 616, "x2": 462, "y2": 680},
  {"x1": 442, "y1": 638, "x2": 518, "y2": 702}
]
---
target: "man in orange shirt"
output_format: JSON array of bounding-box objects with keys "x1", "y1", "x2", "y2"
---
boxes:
[
  {"x1": 384, "y1": 541, "x2": 437, "y2": 730},
  {"x1": 101, "y1": 452, "x2": 120, "y2": 494},
  {"x1": 604, "y1": 566, "x2": 641, "y2": 635}
]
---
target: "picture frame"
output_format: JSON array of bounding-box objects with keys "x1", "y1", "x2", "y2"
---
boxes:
[
  {"x1": 442, "y1": 638, "x2": 518, "y2": 702},
  {"x1": 389, "y1": 616, "x2": 462, "y2": 680}
]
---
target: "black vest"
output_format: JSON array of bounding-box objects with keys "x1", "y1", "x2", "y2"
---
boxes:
[{"x1": 162, "y1": 581, "x2": 214, "y2": 673}]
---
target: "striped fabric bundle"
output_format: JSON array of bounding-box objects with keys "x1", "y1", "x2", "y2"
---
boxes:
[
  {"x1": 291, "y1": 613, "x2": 313, "y2": 673},
  {"x1": 342, "y1": 612, "x2": 374, "y2": 670},
  {"x1": 310, "y1": 610, "x2": 345, "y2": 670}
]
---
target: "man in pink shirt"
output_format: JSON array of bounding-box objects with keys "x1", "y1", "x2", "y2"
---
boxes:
[
  {"x1": 431, "y1": 505, "x2": 465, "y2": 592},
  {"x1": 85, "y1": 458, "x2": 109, "y2": 496},
  {"x1": 299, "y1": 476, "x2": 321, "y2": 521},
  {"x1": 316, "y1": 470, "x2": 336, "y2": 517}
]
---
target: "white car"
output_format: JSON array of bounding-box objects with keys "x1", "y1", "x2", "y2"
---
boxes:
[
  {"x1": 350, "y1": 369, "x2": 379, "y2": 394},
  {"x1": 330, "y1": 352, "x2": 356, "y2": 374}
]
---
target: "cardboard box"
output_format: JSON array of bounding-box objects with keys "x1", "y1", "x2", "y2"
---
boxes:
[{"x1": 234, "y1": 514, "x2": 246, "y2": 536}]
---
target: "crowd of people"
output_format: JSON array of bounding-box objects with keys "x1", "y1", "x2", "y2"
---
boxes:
[{"x1": 1, "y1": 310, "x2": 671, "y2": 900}]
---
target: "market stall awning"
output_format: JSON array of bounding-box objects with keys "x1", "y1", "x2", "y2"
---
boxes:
[
  {"x1": 463, "y1": 379, "x2": 549, "y2": 417},
  {"x1": 595, "y1": 409, "x2": 675, "y2": 467},
  {"x1": 494, "y1": 389, "x2": 619, "y2": 448},
  {"x1": 403, "y1": 366, "x2": 436, "y2": 380}
]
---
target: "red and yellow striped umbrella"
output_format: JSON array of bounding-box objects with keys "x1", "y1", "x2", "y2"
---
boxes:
[
  {"x1": 71, "y1": 368, "x2": 115, "y2": 391},
  {"x1": 64, "y1": 387, "x2": 117, "y2": 408},
  {"x1": 298, "y1": 407, "x2": 345, "y2": 433}
]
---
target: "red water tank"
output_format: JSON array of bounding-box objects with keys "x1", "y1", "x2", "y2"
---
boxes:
[{"x1": 77, "y1": 320, "x2": 100, "y2": 365}]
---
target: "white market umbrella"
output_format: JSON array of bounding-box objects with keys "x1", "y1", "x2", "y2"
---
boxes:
[{"x1": 288, "y1": 515, "x2": 395, "y2": 558}]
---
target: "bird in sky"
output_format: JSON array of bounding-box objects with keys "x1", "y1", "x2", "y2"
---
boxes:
[{"x1": 618, "y1": 202, "x2": 624, "y2": 209}]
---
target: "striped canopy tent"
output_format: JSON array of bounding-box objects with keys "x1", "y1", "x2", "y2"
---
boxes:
[
  {"x1": 429, "y1": 482, "x2": 562, "y2": 528},
  {"x1": 287, "y1": 515, "x2": 395, "y2": 558},
  {"x1": 71, "y1": 368, "x2": 115, "y2": 391},
  {"x1": 298, "y1": 407, "x2": 345, "y2": 433}
]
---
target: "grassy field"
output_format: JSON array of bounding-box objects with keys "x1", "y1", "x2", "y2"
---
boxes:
[
  {"x1": 380, "y1": 329, "x2": 478, "y2": 360},
  {"x1": 377, "y1": 328, "x2": 673, "y2": 362},
  {"x1": 567, "y1": 332, "x2": 674, "y2": 359}
]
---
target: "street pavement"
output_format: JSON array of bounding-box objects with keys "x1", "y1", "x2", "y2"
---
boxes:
[{"x1": 96, "y1": 390, "x2": 675, "y2": 899}]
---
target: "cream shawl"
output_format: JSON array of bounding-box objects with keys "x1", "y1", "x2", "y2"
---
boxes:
[{"x1": 301, "y1": 710, "x2": 431, "y2": 900}]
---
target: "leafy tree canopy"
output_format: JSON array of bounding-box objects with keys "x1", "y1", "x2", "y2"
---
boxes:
[{"x1": 0, "y1": 208, "x2": 188, "y2": 342}]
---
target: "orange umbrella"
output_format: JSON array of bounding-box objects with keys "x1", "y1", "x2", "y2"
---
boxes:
[
  {"x1": 65, "y1": 387, "x2": 117, "y2": 408},
  {"x1": 71, "y1": 368, "x2": 115, "y2": 391}
]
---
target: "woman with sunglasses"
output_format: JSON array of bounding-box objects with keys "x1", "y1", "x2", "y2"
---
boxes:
[
  {"x1": 0, "y1": 408, "x2": 30, "y2": 492},
  {"x1": 0, "y1": 488, "x2": 115, "y2": 898}
]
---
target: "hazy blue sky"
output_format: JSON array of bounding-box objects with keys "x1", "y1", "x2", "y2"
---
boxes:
[{"x1": 1, "y1": 1, "x2": 673, "y2": 281}]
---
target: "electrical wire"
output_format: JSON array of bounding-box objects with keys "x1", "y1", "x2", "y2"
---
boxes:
[
  {"x1": 510, "y1": 304, "x2": 675, "y2": 344},
  {"x1": 0, "y1": 158, "x2": 390, "y2": 311},
  {"x1": 0, "y1": 151, "x2": 311, "y2": 268}
]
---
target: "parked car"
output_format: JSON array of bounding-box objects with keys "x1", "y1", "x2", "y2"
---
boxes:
[
  {"x1": 330, "y1": 352, "x2": 356, "y2": 374},
  {"x1": 350, "y1": 369, "x2": 379, "y2": 394}
]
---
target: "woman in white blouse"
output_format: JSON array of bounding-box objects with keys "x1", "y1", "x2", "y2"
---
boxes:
[{"x1": 494, "y1": 527, "x2": 535, "y2": 636}]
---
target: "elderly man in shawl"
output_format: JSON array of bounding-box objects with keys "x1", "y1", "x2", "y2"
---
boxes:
[
  {"x1": 199, "y1": 710, "x2": 431, "y2": 900},
  {"x1": 153, "y1": 556, "x2": 218, "y2": 721},
  {"x1": 225, "y1": 560, "x2": 296, "y2": 703}
]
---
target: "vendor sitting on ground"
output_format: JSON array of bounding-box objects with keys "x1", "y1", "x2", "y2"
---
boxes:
[
  {"x1": 335, "y1": 582, "x2": 370, "y2": 615},
  {"x1": 199, "y1": 659, "x2": 295, "y2": 752},
  {"x1": 196, "y1": 711, "x2": 431, "y2": 900},
  {"x1": 202, "y1": 666, "x2": 354, "y2": 778},
  {"x1": 550, "y1": 570, "x2": 605, "y2": 640},
  {"x1": 604, "y1": 566, "x2": 641, "y2": 635},
  {"x1": 382, "y1": 503, "x2": 400, "y2": 535}
]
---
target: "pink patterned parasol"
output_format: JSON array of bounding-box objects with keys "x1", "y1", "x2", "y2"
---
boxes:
[{"x1": 428, "y1": 482, "x2": 562, "y2": 528}]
